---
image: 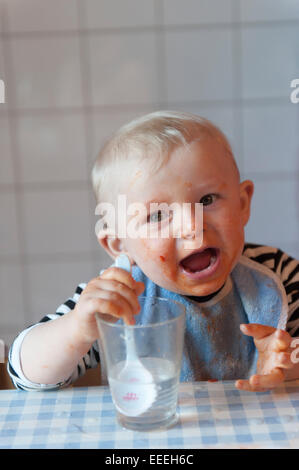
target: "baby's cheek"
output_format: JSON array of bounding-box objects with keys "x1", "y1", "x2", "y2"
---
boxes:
[
  {"x1": 140, "y1": 237, "x2": 169, "y2": 257},
  {"x1": 153, "y1": 245, "x2": 178, "y2": 281},
  {"x1": 219, "y1": 213, "x2": 244, "y2": 259},
  {"x1": 137, "y1": 238, "x2": 177, "y2": 282},
  {"x1": 220, "y1": 211, "x2": 244, "y2": 237}
]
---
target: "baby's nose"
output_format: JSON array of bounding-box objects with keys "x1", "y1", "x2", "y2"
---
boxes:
[
  {"x1": 180, "y1": 213, "x2": 206, "y2": 251},
  {"x1": 183, "y1": 232, "x2": 196, "y2": 240},
  {"x1": 180, "y1": 217, "x2": 206, "y2": 240},
  {"x1": 171, "y1": 203, "x2": 204, "y2": 241}
]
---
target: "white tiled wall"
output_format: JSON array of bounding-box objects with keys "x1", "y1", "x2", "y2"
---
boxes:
[
  {"x1": 241, "y1": 25, "x2": 299, "y2": 100},
  {"x1": 10, "y1": 36, "x2": 84, "y2": 109},
  {"x1": 88, "y1": 32, "x2": 159, "y2": 105},
  {"x1": 165, "y1": 29, "x2": 235, "y2": 102},
  {"x1": 0, "y1": 116, "x2": 13, "y2": 185},
  {"x1": 85, "y1": 0, "x2": 157, "y2": 29},
  {"x1": 0, "y1": 0, "x2": 298, "y2": 347},
  {"x1": 243, "y1": 104, "x2": 299, "y2": 173},
  {"x1": 163, "y1": 0, "x2": 233, "y2": 25},
  {"x1": 0, "y1": 192, "x2": 19, "y2": 258},
  {"x1": 6, "y1": 0, "x2": 79, "y2": 33},
  {"x1": 17, "y1": 113, "x2": 89, "y2": 184},
  {"x1": 240, "y1": 0, "x2": 299, "y2": 22}
]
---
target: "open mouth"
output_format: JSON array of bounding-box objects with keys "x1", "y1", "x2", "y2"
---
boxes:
[{"x1": 179, "y1": 247, "x2": 220, "y2": 279}]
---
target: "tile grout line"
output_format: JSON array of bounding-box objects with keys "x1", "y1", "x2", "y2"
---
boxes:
[
  {"x1": 0, "y1": 180, "x2": 91, "y2": 190},
  {"x1": 0, "y1": 19, "x2": 299, "y2": 39},
  {"x1": 154, "y1": 0, "x2": 167, "y2": 108},
  {"x1": 0, "y1": 3, "x2": 32, "y2": 328},
  {"x1": 0, "y1": 1, "x2": 5, "y2": 33},
  {"x1": 76, "y1": 0, "x2": 101, "y2": 273},
  {"x1": 0, "y1": 96, "x2": 293, "y2": 118},
  {"x1": 231, "y1": 0, "x2": 244, "y2": 176},
  {"x1": 0, "y1": 250, "x2": 103, "y2": 264}
]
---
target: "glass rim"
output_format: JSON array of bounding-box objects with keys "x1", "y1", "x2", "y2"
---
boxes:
[{"x1": 95, "y1": 295, "x2": 186, "y2": 329}]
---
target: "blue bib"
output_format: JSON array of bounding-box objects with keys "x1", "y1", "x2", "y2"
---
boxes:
[{"x1": 129, "y1": 255, "x2": 288, "y2": 381}]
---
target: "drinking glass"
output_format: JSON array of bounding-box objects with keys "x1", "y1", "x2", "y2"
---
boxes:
[{"x1": 96, "y1": 296, "x2": 186, "y2": 431}]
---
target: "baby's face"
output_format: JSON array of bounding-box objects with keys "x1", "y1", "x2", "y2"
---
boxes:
[{"x1": 117, "y1": 138, "x2": 253, "y2": 296}]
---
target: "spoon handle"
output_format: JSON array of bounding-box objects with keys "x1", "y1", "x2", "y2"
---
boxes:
[
  {"x1": 124, "y1": 327, "x2": 138, "y2": 362},
  {"x1": 113, "y1": 255, "x2": 139, "y2": 362}
]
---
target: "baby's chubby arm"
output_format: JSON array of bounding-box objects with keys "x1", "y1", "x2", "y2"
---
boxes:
[
  {"x1": 235, "y1": 323, "x2": 298, "y2": 392},
  {"x1": 20, "y1": 268, "x2": 144, "y2": 385}
]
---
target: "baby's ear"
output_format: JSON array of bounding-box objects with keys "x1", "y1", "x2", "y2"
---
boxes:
[
  {"x1": 239, "y1": 180, "x2": 254, "y2": 226},
  {"x1": 98, "y1": 236, "x2": 136, "y2": 266},
  {"x1": 98, "y1": 235, "x2": 123, "y2": 260}
]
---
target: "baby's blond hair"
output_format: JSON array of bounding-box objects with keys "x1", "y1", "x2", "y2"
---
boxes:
[{"x1": 91, "y1": 110, "x2": 238, "y2": 203}]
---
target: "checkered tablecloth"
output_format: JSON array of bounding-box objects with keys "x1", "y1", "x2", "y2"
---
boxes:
[{"x1": 1, "y1": 380, "x2": 299, "y2": 449}]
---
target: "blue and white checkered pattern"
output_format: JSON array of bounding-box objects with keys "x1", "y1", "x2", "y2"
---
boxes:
[{"x1": 1, "y1": 380, "x2": 299, "y2": 449}]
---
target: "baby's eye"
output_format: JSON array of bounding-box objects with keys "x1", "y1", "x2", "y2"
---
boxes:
[
  {"x1": 147, "y1": 210, "x2": 168, "y2": 223},
  {"x1": 200, "y1": 194, "x2": 218, "y2": 206}
]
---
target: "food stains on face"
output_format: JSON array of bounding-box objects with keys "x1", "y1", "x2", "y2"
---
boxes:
[{"x1": 184, "y1": 181, "x2": 193, "y2": 190}]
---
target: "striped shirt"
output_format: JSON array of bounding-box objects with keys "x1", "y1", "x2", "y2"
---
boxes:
[{"x1": 7, "y1": 242, "x2": 299, "y2": 390}]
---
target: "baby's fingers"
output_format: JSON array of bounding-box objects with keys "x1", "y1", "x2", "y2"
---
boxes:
[
  {"x1": 89, "y1": 292, "x2": 135, "y2": 326},
  {"x1": 273, "y1": 329, "x2": 292, "y2": 352},
  {"x1": 100, "y1": 268, "x2": 145, "y2": 297},
  {"x1": 250, "y1": 368, "x2": 285, "y2": 390},
  {"x1": 235, "y1": 379, "x2": 268, "y2": 393},
  {"x1": 240, "y1": 323, "x2": 276, "y2": 340},
  {"x1": 276, "y1": 351, "x2": 293, "y2": 369},
  {"x1": 134, "y1": 281, "x2": 145, "y2": 296},
  {"x1": 235, "y1": 368, "x2": 284, "y2": 392},
  {"x1": 100, "y1": 267, "x2": 136, "y2": 289}
]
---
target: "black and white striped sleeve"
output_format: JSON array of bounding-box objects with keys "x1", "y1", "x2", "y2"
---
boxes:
[
  {"x1": 243, "y1": 243, "x2": 299, "y2": 337},
  {"x1": 7, "y1": 282, "x2": 100, "y2": 391}
]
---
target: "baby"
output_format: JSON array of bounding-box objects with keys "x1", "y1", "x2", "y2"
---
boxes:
[{"x1": 8, "y1": 111, "x2": 299, "y2": 392}]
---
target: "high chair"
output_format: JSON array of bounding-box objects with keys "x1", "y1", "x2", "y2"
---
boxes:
[{"x1": 0, "y1": 360, "x2": 15, "y2": 390}]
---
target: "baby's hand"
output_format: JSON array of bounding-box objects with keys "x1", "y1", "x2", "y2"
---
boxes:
[
  {"x1": 71, "y1": 267, "x2": 145, "y2": 345},
  {"x1": 235, "y1": 323, "x2": 293, "y2": 392}
]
